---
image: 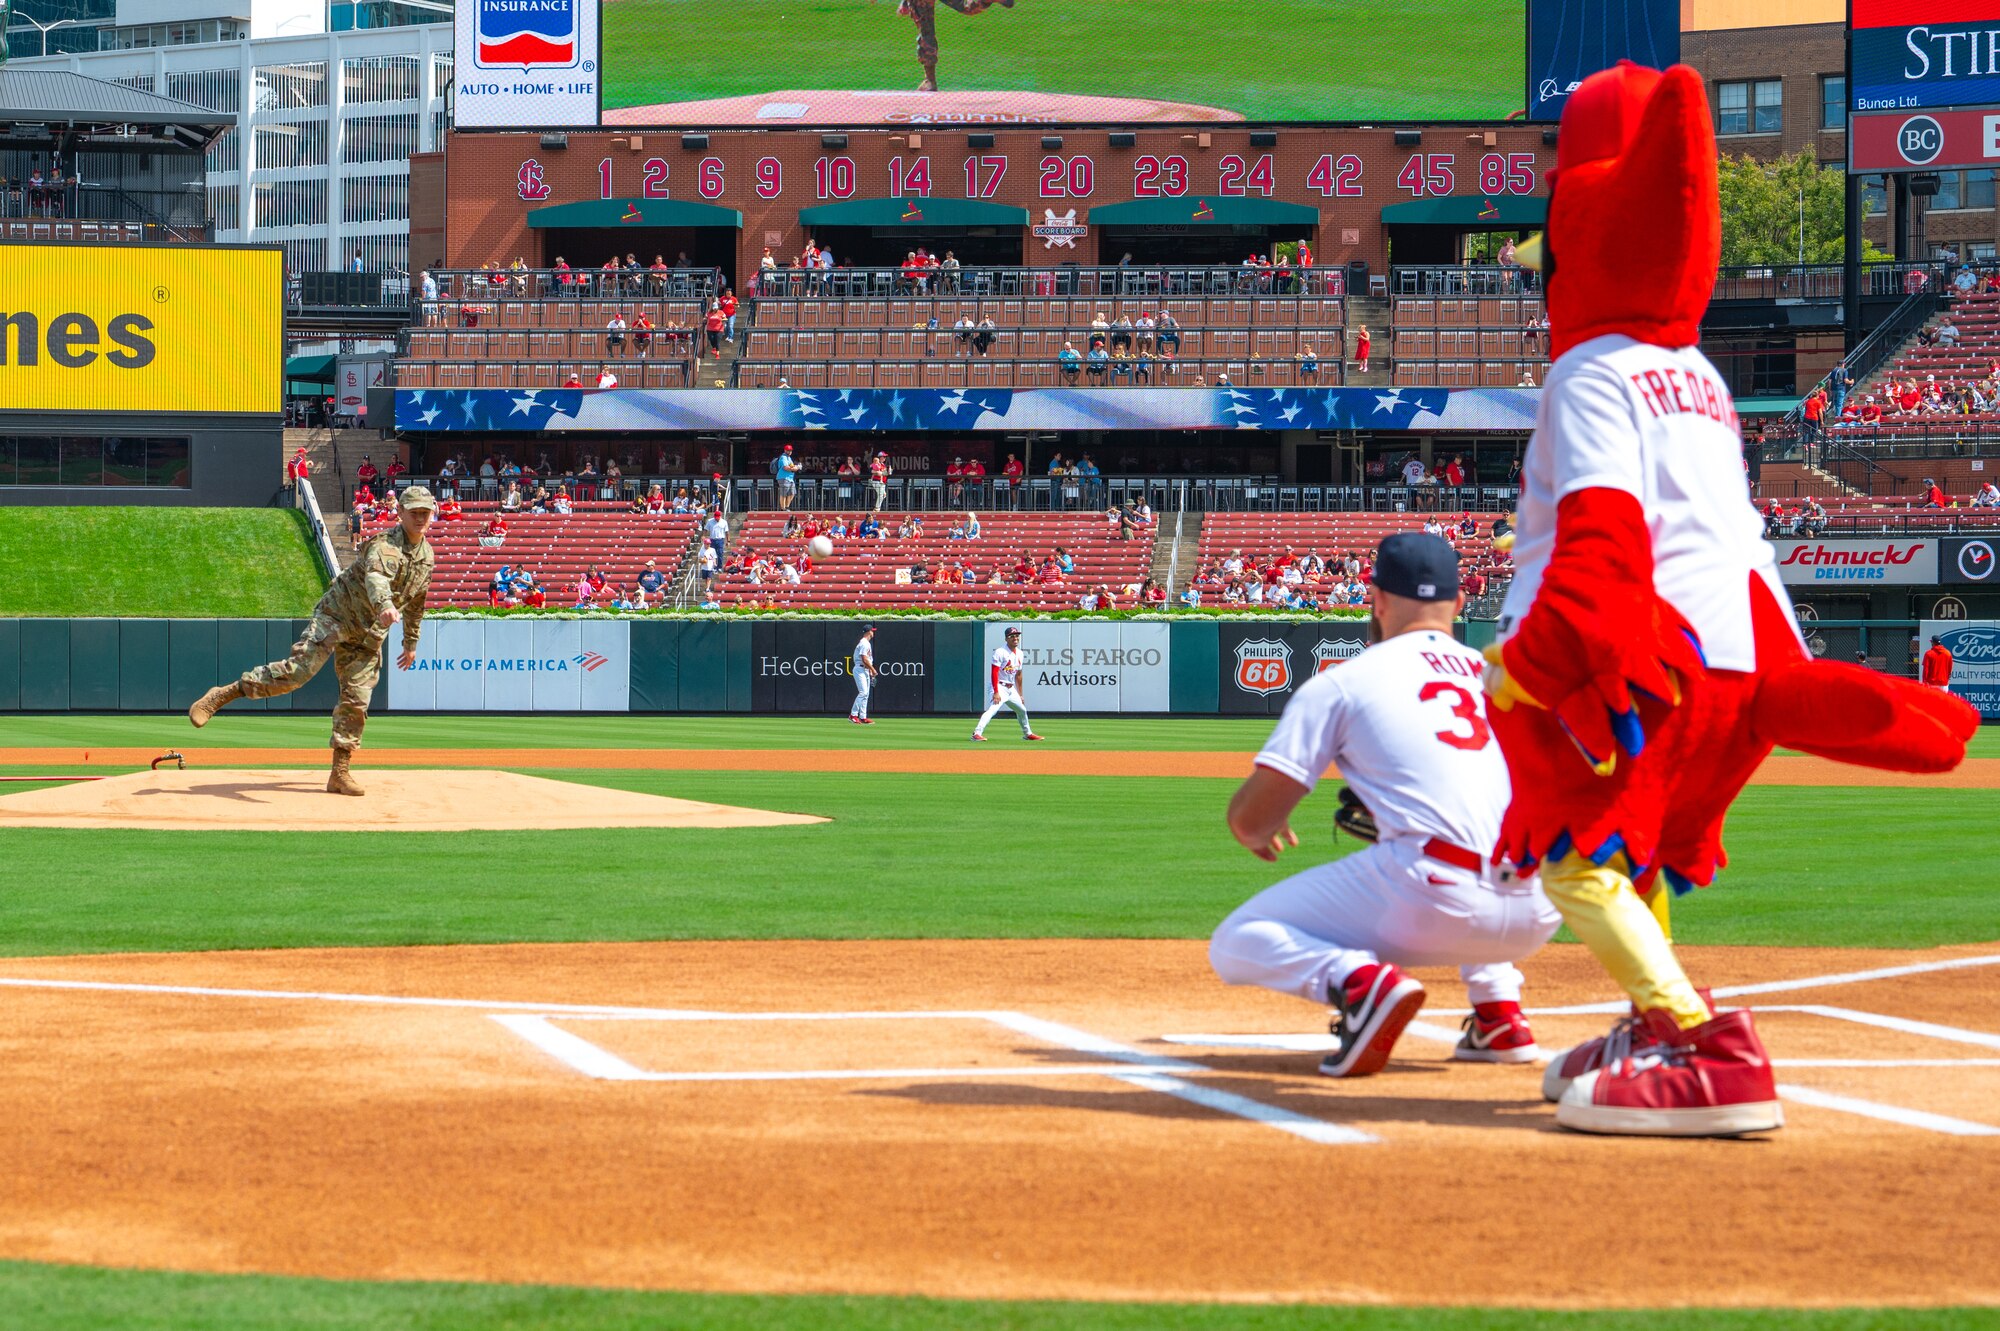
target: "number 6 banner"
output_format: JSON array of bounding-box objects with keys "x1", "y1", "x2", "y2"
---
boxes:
[{"x1": 1218, "y1": 624, "x2": 1372, "y2": 714}]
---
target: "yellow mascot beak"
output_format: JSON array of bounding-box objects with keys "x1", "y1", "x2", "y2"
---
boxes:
[{"x1": 1515, "y1": 233, "x2": 1545, "y2": 272}]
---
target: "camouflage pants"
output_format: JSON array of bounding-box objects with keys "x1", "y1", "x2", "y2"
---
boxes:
[
  {"x1": 906, "y1": 0, "x2": 1003, "y2": 84},
  {"x1": 237, "y1": 611, "x2": 382, "y2": 751}
]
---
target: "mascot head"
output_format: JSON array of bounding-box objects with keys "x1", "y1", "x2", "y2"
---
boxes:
[{"x1": 1531, "y1": 61, "x2": 1720, "y2": 360}]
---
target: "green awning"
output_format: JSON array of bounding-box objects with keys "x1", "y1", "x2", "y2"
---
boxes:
[
  {"x1": 284, "y1": 353, "x2": 336, "y2": 381},
  {"x1": 1088, "y1": 197, "x2": 1319, "y2": 226},
  {"x1": 527, "y1": 197, "x2": 743, "y2": 229},
  {"x1": 1378, "y1": 196, "x2": 1547, "y2": 226},
  {"x1": 795, "y1": 197, "x2": 1029, "y2": 228},
  {"x1": 1737, "y1": 395, "x2": 1804, "y2": 417}
]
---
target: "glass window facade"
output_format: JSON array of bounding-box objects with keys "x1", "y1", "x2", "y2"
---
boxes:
[
  {"x1": 1753, "y1": 80, "x2": 1783, "y2": 135},
  {"x1": 1821, "y1": 76, "x2": 1845, "y2": 131},
  {"x1": 1718, "y1": 82, "x2": 1748, "y2": 136},
  {"x1": 0, "y1": 436, "x2": 190, "y2": 488}
]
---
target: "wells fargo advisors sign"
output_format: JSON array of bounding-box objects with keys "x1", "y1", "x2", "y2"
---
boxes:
[{"x1": 0, "y1": 242, "x2": 283, "y2": 415}]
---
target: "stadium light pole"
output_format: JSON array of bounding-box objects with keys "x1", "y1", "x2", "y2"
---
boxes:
[
  {"x1": 1841, "y1": 0, "x2": 1860, "y2": 351},
  {"x1": 11, "y1": 13, "x2": 91, "y2": 57}
]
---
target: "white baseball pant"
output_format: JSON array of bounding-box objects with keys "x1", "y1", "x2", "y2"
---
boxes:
[
  {"x1": 1210, "y1": 837, "x2": 1562, "y2": 1007},
  {"x1": 974, "y1": 685, "x2": 1032, "y2": 737},
  {"x1": 851, "y1": 671, "x2": 872, "y2": 720}
]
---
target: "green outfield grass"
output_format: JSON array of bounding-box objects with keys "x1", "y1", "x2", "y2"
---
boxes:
[
  {"x1": 603, "y1": 0, "x2": 1526, "y2": 121},
  {"x1": 5, "y1": 1262, "x2": 1996, "y2": 1331},
  {"x1": 0, "y1": 508, "x2": 325, "y2": 618},
  {"x1": 0, "y1": 758, "x2": 1992, "y2": 954}
]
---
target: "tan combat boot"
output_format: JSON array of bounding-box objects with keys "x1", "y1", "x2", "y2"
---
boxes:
[
  {"x1": 188, "y1": 681, "x2": 244, "y2": 728},
  {"x1": 327, "y1": 749, "x2": 365, "y2": 796}
]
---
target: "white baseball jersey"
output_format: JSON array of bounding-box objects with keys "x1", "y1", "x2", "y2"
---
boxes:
[
  {"x1": 1497, "y1": 334, "x2": 1801, "y2": 672},
  {"x1": 991, "y1": 644, "x2": 1023, "y2": 692},
  {"x1": 854, "y1": 636, "x2": 874, "y2": 671},
  {"x1": 1255, "y1": 629, "x2": 1508, "y2": 852}
]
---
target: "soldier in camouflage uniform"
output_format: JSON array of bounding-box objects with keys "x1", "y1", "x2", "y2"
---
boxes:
[
  {"x1": 895, "y1": 0, "x2": 1014, "y2": 92},
  {"x1": 189, "y1": 486, "x2": 437, "y2": 796}
]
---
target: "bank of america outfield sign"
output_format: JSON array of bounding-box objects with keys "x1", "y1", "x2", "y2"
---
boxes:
[
  {"x1": 1770, "y1": 539, "x2": 1940, "y2": 585},
  {"x1": 453, "y1": 0, "x2": 599, "y2": 129}
]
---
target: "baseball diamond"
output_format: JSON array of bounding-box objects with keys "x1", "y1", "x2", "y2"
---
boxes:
[{"x1": 6, "y1": 1, "x2": 2000, "y2": 1326}]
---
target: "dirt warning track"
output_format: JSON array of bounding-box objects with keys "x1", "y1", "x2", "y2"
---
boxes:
[
  {"x1": 0, "y1": 940, "x2": 1994, "y2": 1306},
  {"x1": 2, "y1": 749, "x2": 1995, "y2": 787}
]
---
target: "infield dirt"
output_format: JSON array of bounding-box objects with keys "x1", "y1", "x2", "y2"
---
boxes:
[{"x1": 0, "y1": 940, "x2": 1993, "y2": 1307}]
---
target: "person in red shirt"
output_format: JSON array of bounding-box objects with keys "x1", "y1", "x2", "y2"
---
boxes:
[
  {"x1": 1353, "y1": 325, "x2": 1371, "y2": 373},
  {"x1": 484, "y1": 515, "x2": 508, "y2": 538},
  {"x1": 523, "y1": 582, "x2": 546, "y2": 608},
  {"x1": 632, "y1": 312, "x2": 655, "y2": 357},
  {"x1": 1921, "y1": 478, "x2": 1949, "y2": 509},
  {"x1": 436, "y1": 495, "x2": 463, "y2": 522},
  {"x1": 703, "y1": 303, "x2": 726, "y2": 359},
  {"x1": 1922, "y1": 635, "x2": 1955, "y2": 688},
  {"x1": 353, "y1": 483, "x2": 376, "y2": 508},
  {"x1": 563, "y1": 372, "x2": 583, "y2": 388},
  {"x1": 1002, "y1": 452, "x2": 1024, "y2": 481},
  {"x1": 719, "y1": 288, "x2": 739, "y2": 342},
  {"x1": 356, "y1": 456, "x2": 379, "y2": 489},
  {"x1": 1859, "y1": 397, "x2": 1883, "y2": 424}
]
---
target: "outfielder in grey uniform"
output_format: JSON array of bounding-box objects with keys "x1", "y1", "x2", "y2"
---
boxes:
[
  {"x1": 850, "y1": 624, "x2": 878, "y2": 724},
  {"x1": 188, "y1": 485, "x2": 436, "y2": 796}
]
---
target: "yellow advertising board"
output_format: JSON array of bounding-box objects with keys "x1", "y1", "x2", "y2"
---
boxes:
[{"x1": 0, "y1": 243, "x2": 282, "y2": 415}]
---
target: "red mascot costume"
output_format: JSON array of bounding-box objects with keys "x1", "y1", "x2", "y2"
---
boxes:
[{"x1": 1484, "y1": 62, "x2": 1978, "y2": 1137}]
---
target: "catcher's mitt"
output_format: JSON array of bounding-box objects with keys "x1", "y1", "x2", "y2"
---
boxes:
[{"x1": 1333, "y1": 785, "x2": 1378, "y2": 843}]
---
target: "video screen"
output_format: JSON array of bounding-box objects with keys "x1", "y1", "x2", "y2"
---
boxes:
[{"x1": 600, "y1": 0, "x2": 1528, "y2": 127}]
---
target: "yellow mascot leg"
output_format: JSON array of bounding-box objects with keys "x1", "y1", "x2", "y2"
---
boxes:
[
  {"x1": 1542, "y1": 853, "x2": 1707, "y2": 1030},
  {"x1": 1641, "y1": 881, "x2": 1672, "y2": 940}
]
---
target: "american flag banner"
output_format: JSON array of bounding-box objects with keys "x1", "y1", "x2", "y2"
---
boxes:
[
  {"x1": 396, "y1": 389, "x2": 587, "y2": 432},
  {"x1": 1217, "y1": 385, "x2": 1453, "y2": 431},
  {"x1": 782, "y1": 388, "x2": 1017, "y2": 431}
]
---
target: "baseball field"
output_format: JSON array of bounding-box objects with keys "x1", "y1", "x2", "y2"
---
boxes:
[
  {"x1": 602, "y1": 0, "x2": 1527, "y2": 124},
  {"x1": 0, "y1": 712, "x2": 1997, "y2": 1327}
]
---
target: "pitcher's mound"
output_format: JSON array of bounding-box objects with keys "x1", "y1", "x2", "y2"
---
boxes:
[
  {"x1": 604, "y1": 88, "x2": 1244, "y2": 126},
  {"x1": 0, "y1": 769, "x2": 826, "y2": 832}
]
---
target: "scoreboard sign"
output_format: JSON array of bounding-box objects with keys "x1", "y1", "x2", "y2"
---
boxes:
[
  {"x1": 1850, "y1": 106, "x2": 2000, "y2": 173},
  {"x1": 1853, "y1": 1, "x2": 2000, "y2": 115}
]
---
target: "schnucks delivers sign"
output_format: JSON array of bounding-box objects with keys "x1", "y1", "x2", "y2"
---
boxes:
[{"x1": 1770, "y1": 539, "x2": 1939, "y2": 585}]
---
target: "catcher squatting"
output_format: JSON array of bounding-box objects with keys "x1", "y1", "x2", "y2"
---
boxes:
[{"x1": 187, "y1": 486, "x2": 436, "y2": 796}]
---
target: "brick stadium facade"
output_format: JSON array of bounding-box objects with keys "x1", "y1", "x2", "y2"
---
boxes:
[{"x1": 436, "y1": 126, "x2": 1559, "y2": 281}]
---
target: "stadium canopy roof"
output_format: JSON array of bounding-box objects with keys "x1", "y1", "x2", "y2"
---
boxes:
[
  {"x1": 0, "y1": 68, "x2": 232, "y2": 152},
  {"x1": 795, "y1": 197, "x2": 1029, "y2": 227},
  {"x1": 1378, "y1": 197, "x2": 1548, "y2": 226},
  {"x1": 526, "y1": 198, "x2": 744, "y2": 228},
  {"x1": 1087, "y1": 198, "x2": 1319, "y2": 226}
]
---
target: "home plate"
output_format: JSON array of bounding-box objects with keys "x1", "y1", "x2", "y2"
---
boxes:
[{"x1": 0, "y1": 769, "x2": 827, "y2": 832}]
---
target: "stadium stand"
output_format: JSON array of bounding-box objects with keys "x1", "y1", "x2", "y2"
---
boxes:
[
  {"x1": 355, "y1": 502, "x2": 702, "y2": 608},
  {"x1": 1189, "y1": 512, "x2": 1512, "y2": 609},
  {"x1": 733, "y1": 281, "x2": 1348, "y2": 390},
  {"x1": 1391, "y1": 293, "x2": 1549, "y2": 388},
  {"x1": 717, "y1": 511, "x2": 1156, "y2": 610}
]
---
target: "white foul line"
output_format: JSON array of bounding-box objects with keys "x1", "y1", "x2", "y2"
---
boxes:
[{"x1": 1775, "y1": 1085, "x2": 2000, "y2": 1137}]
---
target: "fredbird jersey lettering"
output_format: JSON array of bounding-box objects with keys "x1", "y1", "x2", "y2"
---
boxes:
[
  {"x1": 1255, "y1": 630, "x2": 1509, "y2": 851},
  {"x1": 1498, "y1": 333, "x2": 1801, "y2": 671},
  {"x1": 991, "y1": 645, "x2": 1022, "y2": 690}
]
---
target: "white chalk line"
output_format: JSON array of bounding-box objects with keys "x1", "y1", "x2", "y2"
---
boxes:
[
  {"x1": 1161, "y1": 1031, "x2": 2000, "y2": 1069},
  {"x1": 498, "y1": 1009, "x2": 1375, "y2": 1144},
  {"x1": 1774, "y1": 1085, "x2": 2000, "y2": 1137}
]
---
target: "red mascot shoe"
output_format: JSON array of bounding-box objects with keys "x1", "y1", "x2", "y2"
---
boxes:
[
  {"x1": 1541, "y1": 988, "x2": 1714, "y2": 1102},
  {"x1": 1556, "y1": 1008, "x2": 1781, "y2": 1136}
]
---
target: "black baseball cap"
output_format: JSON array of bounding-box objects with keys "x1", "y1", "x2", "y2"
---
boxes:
[{"x1": 1372, "y1": 533, "x2": 1459, "y2": 602}]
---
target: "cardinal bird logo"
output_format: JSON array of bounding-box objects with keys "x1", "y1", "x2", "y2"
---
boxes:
[
  {"x1": 1478, "y1": 197, "x2": 1501, "y2": 220},
  {"x1": 619, "y1": 202, "x2": 643, "y2": 223},
  {"x1": 900, "y1": 200, "x2": 925, "y2": 222},
  {"x1": 1192, "y1": 199, "x2": 1215, "y2": 221}
]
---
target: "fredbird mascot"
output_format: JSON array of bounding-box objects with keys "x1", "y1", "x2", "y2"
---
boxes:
[{"x1": 1483, "y1": 61, "x2": 1978, "y2": 1137}]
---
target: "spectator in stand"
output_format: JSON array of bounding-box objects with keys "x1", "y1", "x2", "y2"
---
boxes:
[
  {"x1": 1353, "y1": 325, "x2": 1371, "y2": 373},
  {"x1": 1058, "y1": 342, "x2": 1082, "y2": 385},
  {"x1": 704, "y1": 506, "x2": 729, "y2": 568},
  {"x1": 698, "y1": 542, "x2": 718, "y2": 586},
  {"x1": 973, "y1": 316, "x2": 997, "y2": 357},
  {"x1": 858, "y1": 514, "x2": 883, "y2": 539},
  {"x1": 1180, "y1": 584, "x2": 1202, "y2": 608},
  {"x1": 597, "y1": 367, "x2": 620, "y2": 389},
  {"x1": 484, "y1": 513, "x2": 510, "y2": 542},
  {"x1": 1801, "y1": 498, "x2": 1827, "y2": 536},
  {"x1": 1107, "y1": 504, "x2": 1127, "y2": 540},
  {"x1": 631, "y1": 312, "x2": 654, "y2": 358},
  {"x1": 1443, "y1": 453, "x2": 1466, "y2": 487},
  {"x1": 868, "y1": 451, "x2": 892, "y2": 512},
  {"x1": 954, "y1": 316, "x2": 975, "y2": 354},
  {"x1": 552, "y1": 487, "x2": 573, "y2": 516},
  {"x1": 1921, "y1": 477, "x2": 1950, "y2": 509},
  {"x1": 1298, "y1": 345, "x2": 1319, "y2": 383},
  {"x1": 950, "y1": 512, "x2": 982, "y2": 540},
  {"x1": 1110, "y1": 315, "x2": 1134, "y2": 354},
  {"x1": 837, "y1": 455, "x2": 862, "y2": 481},
  {"x1": 1974, "y1": 480, "x2": 2000, "y2": 508},
  {"x1": 605, "y1": 312, "x2": 628, "y2": 357},
  {"x1": 435, "y1": 493, "x2": 463, "y2": 523},
  {"x1": 1939, "y1": 317, "x2": 1961, "y2": 348},
  {"x1": 562, "y1": 371, "x2": 583, "y2": 388},
  {"x1": 720, "y1": 288, "x2": 739, "y2": 343},
  {"x1": 1156, "y1": 310, "x2": 1181, "y2": 359},
  {"x1": 703, "y1": 302, "x2": 726, "y2": 359},
  {"x1": 772, "y1": 443, "x2": 801, "y2": 511},
  {"x1": 945, "y1": 457, "x2": 966, "y2": 506},
  {"x1": 356, "y1": 455, "x2": 380, "y2": 490},
  {"x1": 1830, "y1": 362, "x2": 1854, "y2": 417},
  {"x1": 1002, "y1": 452, "x2": 1024, "y2": 485},
  {"x1": 1802, "y1": 386, "x2": 1827, "y2": 446}
]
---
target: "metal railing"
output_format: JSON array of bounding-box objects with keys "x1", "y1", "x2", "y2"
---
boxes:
[
  {"x1": 1391, "y1": 261, "x2": 1941, "y2": 304},
  {"x1": 422, "y1": 265, "x2": 725, "y2": 303},
  {"x1": 733, "y1": 356, "x2": 1344, "y2": 390},
  {"x1": 1789, "y1": 278, "x2": 1947, "y2": 460},
  {"x1": 749, "y1": 264, "x2": 1345, "y2": 301}
]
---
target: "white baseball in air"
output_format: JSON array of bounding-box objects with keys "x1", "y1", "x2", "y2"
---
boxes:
[{"x1": 808, "y1": 536, "x2": 835, "y2": 559}]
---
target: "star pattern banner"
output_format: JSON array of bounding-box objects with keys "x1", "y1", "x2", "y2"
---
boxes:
[{"x1": 395, "y1": 387, "x2": 1540, "y2": 434}]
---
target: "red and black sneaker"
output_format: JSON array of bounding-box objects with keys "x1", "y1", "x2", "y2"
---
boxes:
[
  {"x1": 1542, "y1": 988, "x2": 1715, "y2": 1103},
  {"x1": 1453, "y1": 1000, "x2": 1541, "y2": 1064},
  {"x1": 1556, "y1": 1008, "x2": 1782, "y2": 1137},
  {"x1": 1319, "y1": 962, "x2": 1426, "y2": 1079}
]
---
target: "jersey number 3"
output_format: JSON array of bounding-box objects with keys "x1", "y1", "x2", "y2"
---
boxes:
[{"x1": 1420, "y1": 681, "x2": 1491, "y2": 751}]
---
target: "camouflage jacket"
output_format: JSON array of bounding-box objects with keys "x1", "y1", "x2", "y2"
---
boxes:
[{"x1": 319, "y1": 526, "x2": 434, "y2": 645}]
